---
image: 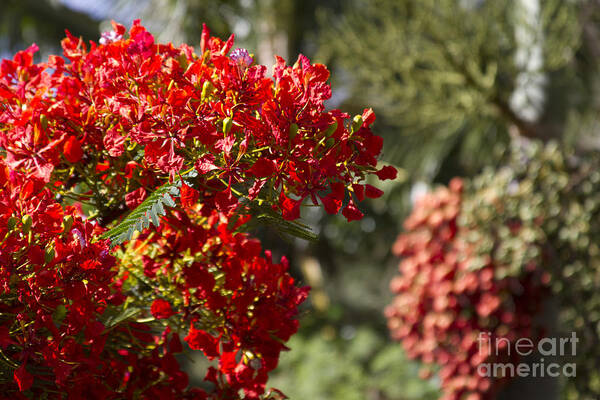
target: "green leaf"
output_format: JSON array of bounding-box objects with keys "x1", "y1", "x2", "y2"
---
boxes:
[
  {"x1": 52, "y1": 304, "x2": 67, "y2": 327},
  {"x1": 101, "y1": 305, "x2": 142, "y2": 330},
  {"x1": 142, "y1": 213, "x2": 150, "y2": 229},
  {"x1": 100, "y1": 170, "x2": 198, "y2": 246},
  {"x1": 241, "y1": 202, "x2": 318, "y2": 242},
  {"x1": 163, "y1": 193, "x2": 176, "y2": 207}
]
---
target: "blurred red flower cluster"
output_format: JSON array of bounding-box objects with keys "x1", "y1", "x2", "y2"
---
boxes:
[
  {"x1": 0, "y1": 20, "x2": 393, "y2": 398},
  {"x1": 385, "y1": 179, "x2": 547, "y2": 400}
]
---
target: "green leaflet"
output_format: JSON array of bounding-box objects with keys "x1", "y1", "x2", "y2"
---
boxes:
[
  {"x1": 101, "y1": 305, "x2": 142, "y2": 331},
  {"x1": 100, "y1": 171, "x2": 197, "y2": 246},
  {"x1": 239, "y1": 202, "x2": 318, "y2": 242},
  {"x1": 101, "y1": 168, "x2": 317, "y2": 246}
]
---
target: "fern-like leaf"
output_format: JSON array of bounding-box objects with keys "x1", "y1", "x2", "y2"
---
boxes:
[
  {"x1": 101, "y1": 169, "x2": 317, "y2": 245},
  {"x1": 239, "y1": 202, "x2": 318, "y2": 242},
  {"x1": 101, "y1": 171, "x2": 197, "y2": 246}
]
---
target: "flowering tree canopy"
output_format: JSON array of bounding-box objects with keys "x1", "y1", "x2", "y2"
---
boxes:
[{"x1": 0, "y1": 20, "x2": 394, "y2": 399}]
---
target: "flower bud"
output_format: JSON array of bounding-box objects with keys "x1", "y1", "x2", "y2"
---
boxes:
[
  {"x1": 44, "y1": 247, "x2": 55, "y2": 263},
  {"x1": 177, "y1": 53, "x2": 189, "y2": 71},
  {"x1": 201, "y1": 80, "x2": 213, "y2": 101},
  {"x1": 289, "y1": 123, "x2": 299, "y2": 140},
  {"x1": 323, "y1": 121, "x2": 337, "y2": 137},
  {"x1": 40, "y1": 114, "x2": 48, "y2": 131},
  {"x1": 21, "y1": 215, "x2": 32, "y2": 234},
  {"x1": 351, "y1": 115, "x2": 363, "y2": 133},
  {"x1": 7, "y1": 216, "x2": 18, "y2": 231},
  {"x1": 223, "y1": 117, "x2": 233, "y2": 134},
  {"x1": 62, "y1": 215, "x2": 74, "y2": 233}
]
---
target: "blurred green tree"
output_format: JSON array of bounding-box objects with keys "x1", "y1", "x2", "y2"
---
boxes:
[
  {"x1": 0, "y1": 0, "x2": 99, "y2": 55},
  {"x1": 318, "y1": 0, "x2": 591, "y2": 181},
  {"x1": 101, "y1": 0, "x2": 345, "y2": 65},
  {"x1": 315, "y1": 1, "x2": 600, "y2": 399}
]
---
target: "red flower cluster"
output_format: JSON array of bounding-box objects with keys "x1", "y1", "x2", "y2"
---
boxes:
[
  {"x1": 0, "y1": 20, "x2": 392, "y2": 223},
  {"x1": 124, "y1": 206, "x2": 308, "y2": 398},
  {"x1": 0, "y1": 20, "x2": 393, "y2": 398},
  {"x1": 385, "y1": 179, "x2": 548, "y2": 400},
  {"x1": 0, "y1": 163, "x2": 195, "y2": 398}
]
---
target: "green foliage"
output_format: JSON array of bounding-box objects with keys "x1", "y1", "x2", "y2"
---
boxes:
[
  {"x1": 0, "y1": 0, "x2": 100, "y2": 54},
  {"x1": 100, "y1": 178, "x2": 181, "y2": 246},
  {"x1": 269, "y1": 327, "x2": 440, "y2": 400},
  {"x1": 100, "y1": 305, "x2": 142, "y2": 330},
  {"x1": 319, "y1": 0, "x2": 581, "y2": 179},
  {"x1": 100, "y1": 174, "x2": 319, "y2": 247},
  {"x1": 241, "y1": 203, "x2": 318, "y2": 242}
]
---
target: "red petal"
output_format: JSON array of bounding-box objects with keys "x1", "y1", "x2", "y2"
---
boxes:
[
  {"x1": 352, "y1": 184, "x2": 365, "y2": 201},
  {"x1": 280, "y1": 193, "x2": 302, "y2": 221},
  {"x1": 321, "y1": 194, "x2": 342, "y2": 214},
  {"x1": 342, "y1": 202, "x2": 363, "y2": 222},
  {"x1": 375, "y1": 165, "x2": 397, "y2": 181},
  {"x1": 362, "y1": 108, "x2": 376, "y2": 127},
  {"x1": 14, "y1": 363, "x2": 33, "y2": 392},
  {"x1": 63, "y1": 136, "x2": 83, "y2": 163},
  {"x1": 180, "y1": 183, "x2": 199, "y2": 207},
  {"x1": 214, "y1": 189, "x2": 238, "y2": 212},
  {"x1": 125, "y1": 187, "x2": 147, "y2": 209},
  {"x1": 365, "y1": 184, "x2": 384, "y2": 199},
  {"x1": 249, "y1": 158, "x2": 276, "y2": 178},
  {"x1": 330, "y1": 181, "x2": 346, "y2": 200},
  {"x1": 184, "y1": 324, "x2": 220, "y2": 358},
  {"x1": 103, "y1": 128, "x2": 125, "y2": 157},
  {"x1": 151, "y1": 299, "x2": 175, "y2": 319}
]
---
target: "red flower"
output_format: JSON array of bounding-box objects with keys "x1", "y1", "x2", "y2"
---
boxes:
[
  {"x1": 362, "y1": 107, "x2": 376, "y2": 127},
  {"x1": 180, "y1": 183, "x2": 199, "y2": 207},
  {"x1": 342, "y1": 201, "x2": 363, "y2": 222},
  {"x1": 375, "y1": 165, "x2": 397, "y2": 180},
  {"x1": 103, "y1": 128, "x2": 125, "y2": 157},
  {"x1": 14, "y1": 363, "x2": 33, "y2": 392},
  {"x1": 214, "y1": 188, "x2": 238, "y2": 213},
  {"x1": 166, "y1": 88, "x2": 188, "y2": 108},
  {"x1": 249, "y1": 158, "x2": 276, "y2": 178},
  {"x1": 365, "y1": 184, "x2": 384, "y2": 198},
  {"x1": 63, "y1": 136, "x2": 83, "y2": 163},
  {"x1": 0, "y1": 20, "x2": 392, "y2": 398},
  {"x1": 125, "y1": 187, "x2": 147, "y2": 209},
  {"x1": 280, "y1": 193, "x2": 302, "y2": 220},
  {"x1": 151, "y1": 299, "x2": 175, "y2": 319},
  {"x1": 184, "y1": 324, "x2": 219, "y2": 358},
  {"x1": 321, "y1": 194, "x2": 342, "y2": 214},
  {"x1": 353, "y1": 184, "x2": 365, "y2": 201}
]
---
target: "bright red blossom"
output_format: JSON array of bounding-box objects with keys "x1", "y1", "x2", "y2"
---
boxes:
[
  {"x1": 151, "y1": 299, "x2": 175, "y2": 319},
  {"x1": 63, "y1": 136, "x2": 83, "y2": 163},
  {"x1": 0, "y1": 19, "x2": 391, "y2": 399},
  {"x1": 184, "y1": 325, "x2": 219, "y2": 358},
  {"x1": 180, "y1": 183, "x2": 199, "y2": 207},
  {"x1": 341, "y1": 201, "x2": 364, "y2": 221},
  {"x1": 365, "y1": 184, "x2": 384, "y2": 198}
]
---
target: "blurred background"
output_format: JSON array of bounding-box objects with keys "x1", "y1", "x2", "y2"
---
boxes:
[{"x1": 2, "y1": 0, "x2": 600, "y2": 398}]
